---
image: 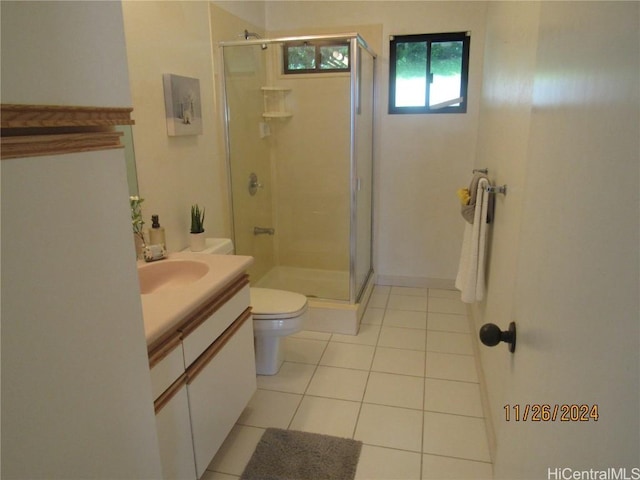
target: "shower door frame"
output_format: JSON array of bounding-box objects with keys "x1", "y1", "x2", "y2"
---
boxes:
[{"x1": 219, "y1": 33, "x2": 376, "y2": 304}]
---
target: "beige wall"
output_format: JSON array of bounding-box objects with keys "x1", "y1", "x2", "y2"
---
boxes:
[
  {"x1": 474, "y1": 2, "x2": 639, "y2": 475},
  {"x1": 122, "y1": 1, "x2": 230, "y2": 252}
]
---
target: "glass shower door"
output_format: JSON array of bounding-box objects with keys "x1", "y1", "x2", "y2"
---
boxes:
[{"x1": 352, "y1": 40, "x2": 375, "y2": 302}]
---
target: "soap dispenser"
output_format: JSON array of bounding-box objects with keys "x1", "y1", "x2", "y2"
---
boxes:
[{"x1": 149, "y1": 214, "x2": 166, "y2": 248}]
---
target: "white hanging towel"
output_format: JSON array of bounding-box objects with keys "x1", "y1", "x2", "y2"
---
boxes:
[{"x1": 455, "y1": 178, "x2": 490, "y2": 303}]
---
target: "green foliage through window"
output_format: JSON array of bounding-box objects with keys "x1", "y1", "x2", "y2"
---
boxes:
[
  {"x1": 389, "y1": 32, "x2": 470, "y2": 114},
  {"x1": 284, "y1": 41, "x2": 350, "y2": 74}
]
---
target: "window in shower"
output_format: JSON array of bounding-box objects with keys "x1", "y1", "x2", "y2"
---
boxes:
[
  {"x1": 284, "y1": 41, "x2": 350, "y2": 74},
  {"x1": 389, "y1": 32, "x2": 470, "y2": 114}
]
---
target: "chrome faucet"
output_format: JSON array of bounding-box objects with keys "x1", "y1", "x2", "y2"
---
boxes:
[{"x1": 253, "y1": 226, "x2": 275, "y2": 235}]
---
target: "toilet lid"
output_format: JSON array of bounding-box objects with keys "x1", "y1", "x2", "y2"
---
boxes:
[{"x1": 250, "y1": 288, "x2": 308, "y2": 320}]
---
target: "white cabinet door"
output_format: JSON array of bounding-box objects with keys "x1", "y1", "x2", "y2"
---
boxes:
[
  {"x1": 155, "y1": 379, "x2": 197, "y2": 480},
  {"x1": 186, "y1": 312, "x2": 256, "y2": 478}
]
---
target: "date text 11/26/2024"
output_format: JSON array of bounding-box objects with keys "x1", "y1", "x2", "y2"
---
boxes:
[{"x1": 504, "y1": 404, "x2": 599, "y2": 422}]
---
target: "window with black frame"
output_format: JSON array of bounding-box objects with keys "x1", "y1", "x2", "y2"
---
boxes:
[
  {"x1": 389, "y1": 32, "x2": 470, "y2": 114},
  {"x1": 284, "y1": 41, "x2": 350, "y2": 74}
]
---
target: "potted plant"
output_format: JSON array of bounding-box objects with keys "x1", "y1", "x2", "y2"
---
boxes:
[
  {"x1": 189, "y1": 204, "x2": 206, "y2": 251},
  {"x1": 130, "y1": 196, "x2": 146, "y2": 259}
]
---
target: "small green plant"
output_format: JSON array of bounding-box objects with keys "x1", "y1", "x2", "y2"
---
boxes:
[
  {"x1": 190, "y1": 204, "x2": 205, "y2": 234},
  {"x1": 130, "y1": 196, "x2": 145, "y2": 243}
]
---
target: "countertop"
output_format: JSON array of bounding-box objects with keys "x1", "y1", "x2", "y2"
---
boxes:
[{"x1": 139, "y1": 252, "x2": 254, "y2": 345}]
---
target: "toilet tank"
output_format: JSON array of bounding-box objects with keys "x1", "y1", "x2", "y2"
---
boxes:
[{"x1": 183, "y1": 238, "x2": 234, "y2": 255}]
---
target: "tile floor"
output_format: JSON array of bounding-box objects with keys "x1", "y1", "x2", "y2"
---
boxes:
[{"x1": 203, "y1": 285, "x2": 493, "y2": 480}]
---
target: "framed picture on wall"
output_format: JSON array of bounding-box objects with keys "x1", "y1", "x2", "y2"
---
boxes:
[{"x1": 162, "y1": 74, "x2": 202, "y2": 136}]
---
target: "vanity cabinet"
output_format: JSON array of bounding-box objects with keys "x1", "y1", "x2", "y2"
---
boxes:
[
  {"x1": 154, "y1": 374, "x2": 197, "y2": 480},
  {"x1": 148, "y1": 273, "x2": 256, "y2": 480}
]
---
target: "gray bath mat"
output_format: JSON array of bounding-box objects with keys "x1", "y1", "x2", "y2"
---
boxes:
[{"x1": 241, "y1": 428, "x2": 362, "y2": 480}]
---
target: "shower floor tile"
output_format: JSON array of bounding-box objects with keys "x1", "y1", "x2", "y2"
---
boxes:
[{"x1": 207, "y1": 285, "x2": 492, "y2": 480}]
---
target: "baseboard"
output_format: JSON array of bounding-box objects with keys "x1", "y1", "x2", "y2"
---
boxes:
[{"x1": 375, "y1": 274, "x2": 456, "y2": 290}]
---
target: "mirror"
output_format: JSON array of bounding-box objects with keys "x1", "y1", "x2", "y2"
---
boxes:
[{"x1": 116, "y1": 125, "x2": 139, "y2": 197}]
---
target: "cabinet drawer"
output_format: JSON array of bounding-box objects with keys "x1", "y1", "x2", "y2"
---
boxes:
[
  {"x1": 155, "y1": 380, "x2": 197, "y2": 480},
  {"x1": 186, "y1": 311, "x2": 256, "y2": 478},
  {"x1": 149, "y1": 336, "x2": 183, "y2": 400},
  {"x1": 181, "y1": 282, "x2": 250, "y2": 367}
]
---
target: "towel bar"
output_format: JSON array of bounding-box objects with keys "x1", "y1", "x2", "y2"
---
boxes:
[{"x1": 486, "y1": 185, "x2": 507, "y2": 195}]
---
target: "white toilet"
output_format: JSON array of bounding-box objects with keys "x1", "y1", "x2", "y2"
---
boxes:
[{"x1": 192, "y1": 238, "x2": 308, "y2": 375}]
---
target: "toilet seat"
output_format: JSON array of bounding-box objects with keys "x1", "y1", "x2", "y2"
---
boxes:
[{"x1": 250, "y1": 287, "x2": 308, "y2": 320}]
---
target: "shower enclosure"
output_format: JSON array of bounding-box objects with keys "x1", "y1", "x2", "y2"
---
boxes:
[{"x1": 220, "y1": 33, "x2": 375, "y2": 330}]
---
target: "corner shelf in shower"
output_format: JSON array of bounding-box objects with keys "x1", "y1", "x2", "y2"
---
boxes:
[{"x1": 261, "y1": 87, "x2": 292, "y2": 119}]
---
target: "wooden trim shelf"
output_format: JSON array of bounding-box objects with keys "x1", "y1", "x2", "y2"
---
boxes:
[{"x1": 1, "y1": 104, "x2": 134, "y2": 159}]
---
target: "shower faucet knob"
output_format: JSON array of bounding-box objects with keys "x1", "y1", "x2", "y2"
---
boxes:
[
  {"x1": 479, "y1": 322, "x2": 516, "y2": 353},
  {"x1": 248, "y1": 172, "x2": 263, "y2": 196}
]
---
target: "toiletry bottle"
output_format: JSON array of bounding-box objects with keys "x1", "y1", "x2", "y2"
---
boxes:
[{"x1": 149, "y1": 214, "x2": 166, "y2": 248}]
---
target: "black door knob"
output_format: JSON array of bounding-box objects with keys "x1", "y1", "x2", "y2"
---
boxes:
[{"x1": 479, "y1": 322, "x2": 516, "y2": 353}]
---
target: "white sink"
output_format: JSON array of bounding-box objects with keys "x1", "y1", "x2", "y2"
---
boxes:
[{"x1": 138, "y1": 259, "x2": 210, "y2": 294}]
